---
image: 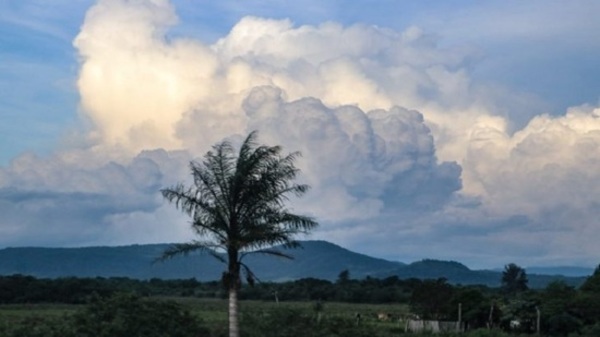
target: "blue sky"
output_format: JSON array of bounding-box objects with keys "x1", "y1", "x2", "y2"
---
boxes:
[{"x1": 1, "y1": 0, "x2": 599, "y2": 269}]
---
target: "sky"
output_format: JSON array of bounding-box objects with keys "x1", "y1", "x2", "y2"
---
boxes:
[{"x1": 1, "y1": 0, "x2": 600, "y2": 270}]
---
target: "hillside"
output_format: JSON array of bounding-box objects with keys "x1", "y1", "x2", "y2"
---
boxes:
[
  {"x1": 0, "y1": 240, "x2": 588, "y2": 287},
  {"x1": 375, "y1": 259, "x2": 587, "y2": 288},
  {"x1": 0, "y1": 241, "x2": 401, "y2": 281}
]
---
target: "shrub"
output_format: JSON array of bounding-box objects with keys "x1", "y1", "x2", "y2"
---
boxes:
[
  {"x1": 0, "y1": 315, "x2": 75, "y2": 337},
  {"x1": 71, "y1": 293, "x2": 209, "y2": 337}
]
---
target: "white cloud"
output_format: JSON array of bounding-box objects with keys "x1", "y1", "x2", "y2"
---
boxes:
[
  {"x1": 243, "y1": 86, "x2": 461, "y2": 222},
  {"x1": 465, "y1": 105, "x2": 600, "y2": 217},
  {"x1": 2, "y1": 0, "x2": 600, "y2": 268},
  {"x1": 74, "y1": 0, "x2": 220, "y2": 152},
  {"x1": 74, "y1": 6, "x2": 487, "y2": 162}
]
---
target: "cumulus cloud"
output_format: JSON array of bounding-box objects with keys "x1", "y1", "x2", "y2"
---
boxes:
[
  {"x1": 74, "y1": 0, "x2": 221, "y2": 152},
  {"x1": 465, "y1": 105, "x2": 600, "y2": 216},
  {"x1": 74, "y1": 4, "x2": 488, "y2": 161},
  {"x1": 2, "y1": 0, "x2": 600, "y2": 268},
  {"x1": 242, "y1": 86, "x2": 461, "y2": 223}
]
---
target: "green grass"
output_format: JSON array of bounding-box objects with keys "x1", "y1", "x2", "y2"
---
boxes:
[
  {"x1": 0, "y1": 299, "x2": 522, "y2": 336},
  {"x1": 0, "y1": 298, "x2": 410, "y2": 336},
  {"x1": 0, "y1": 303, "x2": 78, "y2": 318},
  {"x1": 152, "y1": 296, "x2": 409, "y2": 331}
]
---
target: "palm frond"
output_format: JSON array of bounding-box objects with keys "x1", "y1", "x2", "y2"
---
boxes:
[
  {"x1": 161, "y1": 184, "x2": 200, "y2": 216},
  {"x1": 240, "y1": 261, "x2": 261, "y2": 286},
  {"x1": 160, "y1": 130, "x2": 318, "y2": 290},
  {"x1": 154, "y1": 241, "x2": 225, "y2": 264},
  {"x1": 190, "y1": 162, "x2": 231, "y2": 226},
  {"x1": 240, "y1": 248, "x2": 295, "y2": 261}
]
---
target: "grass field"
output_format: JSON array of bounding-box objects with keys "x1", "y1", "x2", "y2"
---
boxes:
[
  {"x1": 0, "y1": 299, "x2": 528, "y2": 336},
  {"x1": 145, "y1": 296, "x2": 410, "y2": 331},
  {"x1": 0, "y1": 297, "x2": 409, "y2": 332},
  {"x1": 0, "y1": 303, "x2": 78, "y2": 321}
]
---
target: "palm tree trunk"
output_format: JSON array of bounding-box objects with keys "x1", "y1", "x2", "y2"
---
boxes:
[{"x1": 228, "y1": 286, "x2": 239, "y2": 337}]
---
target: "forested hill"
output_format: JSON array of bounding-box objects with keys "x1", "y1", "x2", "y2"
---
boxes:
[
  {"x1": 0, "y1": 241, "x2": 399, "y2": 281},
  {"x1": 0, "y1": 240, "x2": 588, "y2": 288}
]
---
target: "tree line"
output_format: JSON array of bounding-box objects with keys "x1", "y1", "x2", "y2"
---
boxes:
[
  {"x1": 3, "y1": 263, "x2": 600, "y2": 335},
  {"x1": 0, "y1": 272, "x2": 467, "y2": 304},
  {"x1": 0, "y1": 268, "x2": 527, "y2": 306}
]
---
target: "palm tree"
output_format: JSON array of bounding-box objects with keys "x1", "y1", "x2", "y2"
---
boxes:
[{"x1": 159, "y1": 131, "x2": 318, "y2": 337}]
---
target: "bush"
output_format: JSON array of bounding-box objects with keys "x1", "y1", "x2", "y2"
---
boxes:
[
  {"x1": 573, "y1": 322, "x2": 600, "y2": 337},
  {"x1": 0, "y1": 315, "x2": 76, "y2": 337},
  {"x1": 71, "y1": 293, "x2": 209, "y2": 337}
]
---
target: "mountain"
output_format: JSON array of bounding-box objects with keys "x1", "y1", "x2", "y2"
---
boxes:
[
  {"x1": 243, "y1": 240, "x2": 404, "y2": 281},
  {"x1": 0, "y1": 240, "x2": 588, "y2": 288},
  {"x1": 526, "y1": 266, "x2": 594, "y2": 277},
  {"x1": 375, "y1": 260, "x2": 587, "y2": 288},
  {"x1": 0, "y1": 241, "x2": 401, "y2": 282},
  {"x1": 373, "y1": 259, "x2": 500, "y2": 285}
]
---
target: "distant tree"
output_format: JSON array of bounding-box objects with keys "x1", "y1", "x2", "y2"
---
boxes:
[
  {"x1": 500, "y1": 295, "x2": 540, "y2": 334},
  {"x1": 542, "y1": 281, "x2": 576, "y2": 319},
  {"x1": 159, "y1": 131, "x2": 318, "y2": 337},
  {"x1": 501, "y1": 263, "x2": 528, "y2": 295},
  {"x1": 337, "y1": 269, "x2": 350, "y2": 284},
  {"x1": 580, "y1": 264, "x2": 600, "y2": 293},
  {"x1": 573, "y1": 265, "x2": 600, "y2": 324},
  {"x1": 410, "y1": 278, "x2": 454, "y2": 320},
  {"x1": 282, "y1": 278, "x2": 333, "y2": 301},
  {"x1": 450, "y1": 287, "x2": 492, "y2": 329}
]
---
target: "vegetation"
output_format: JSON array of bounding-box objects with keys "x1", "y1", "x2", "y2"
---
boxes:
[
  {"x1": 1, "y1": 131, "x2": 597, "y2": 336},
  {"x1": 159, "y1": 131, "x2": 318, "y2": 337},
  {"x1": 1, "y1": 291, "x2": 598, "y2": 336},
  {"x1": 2, "y1": 264, "x2": 600, "y2": 335},
  {"x1": 501, "y1": 263, "x2": 529, "y2": 295},
  {"x1": 0, "y1": 294, "x2": 206, "y2": 337}
]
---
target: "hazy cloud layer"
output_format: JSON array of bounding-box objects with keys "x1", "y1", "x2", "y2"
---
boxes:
[
  {"x1": 0, "y1": 148, "x2": 193, "y2": 246},
  {"x1": 1, "y1": 0, "x2": 600, "y2": 268}
]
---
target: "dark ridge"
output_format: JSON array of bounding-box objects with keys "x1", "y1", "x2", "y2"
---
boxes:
[{"x1": 0, "y1": 241, "x2": 587, "y2": 288}]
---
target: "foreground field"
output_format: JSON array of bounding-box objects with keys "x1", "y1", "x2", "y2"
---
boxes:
[
  {"x1": 0, "y1": 298, "x2": 408, "y2": 331},
  {"x1": 0, "y1": 303, "x2": 78, "y2": 322},
  {"x1": 177, "y1": 297, "x2": 409, "y2": 330},
  {"x1": 0, "y1": 296, "x2": 597, "y2": 337}
]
